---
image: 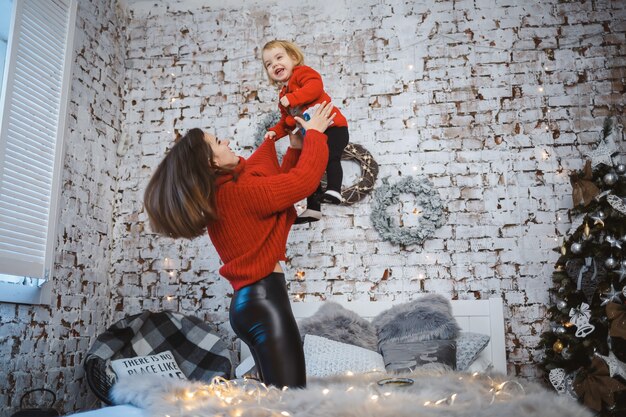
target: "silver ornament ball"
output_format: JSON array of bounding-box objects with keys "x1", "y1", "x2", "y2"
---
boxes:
[
  {"x1": 557, "y1": 300, "x2": 568, "y2": 311},
  {"x1": 555, "y1": 326, "x2": 567, "y2": 335},
  {"x1": 616, "y1": 163, "x2": 626, "y2": 175},
  {"x1": 596, "y1": 210, "x2": 606, "y2": 220},
  {"x1": 605, "y1": 257, "x2": 618, "y2": 269},
  {"x1": 570, "y1": 242, "x2": 583, "y2": 254},
  {"x1": 603, "y1": 172, "x2": 618, "y2": 185},
  {"x1": 561, "y1": 347, "x2": 572, "y2": 360}
]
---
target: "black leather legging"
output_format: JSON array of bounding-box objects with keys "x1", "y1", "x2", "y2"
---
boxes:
[
  {"x1": 307, "y1": 126, "x2": 350, "y2": 211},
  {"x1": 230, "y1": 272, "x2": 306, "y2": 388}
]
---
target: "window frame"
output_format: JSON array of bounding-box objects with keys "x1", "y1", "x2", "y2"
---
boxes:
[{"x1": 0, "y1": 0, "x2": 77, "y2": 305}]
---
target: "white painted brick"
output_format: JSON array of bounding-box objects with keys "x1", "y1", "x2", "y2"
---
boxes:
[{"x1": 5, "y1": 1, "x2": 625, "y2": 411}]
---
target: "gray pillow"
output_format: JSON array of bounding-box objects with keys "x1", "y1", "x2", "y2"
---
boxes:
[
  {"x1": 379, "y1": 339, "x2": 456, "y2": 373},
  {"x1": 456, "y1": 332, "x2": 490, "y2": 371},
  {"x1": 372, "y1": 295, "x2": 460, "y2": 345},
  {"x1": 298, "y1": 302, "x2": 378, "y2": 351}
]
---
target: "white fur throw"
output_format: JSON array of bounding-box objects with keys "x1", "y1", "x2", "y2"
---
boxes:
[{"x1": 111, "y1": 367, "x2": 592, "y2": 417}]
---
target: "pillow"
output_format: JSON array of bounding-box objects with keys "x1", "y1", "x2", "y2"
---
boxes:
[
  {"x1": 111, "y1": 350, "x2": 186, "y2": 380},
  {"x1": 372, "y1": 295, "x2": 460, "y2": 344},
  {"x1": 86, "y1": 311, "x2": 232, "y2": 383},
  {"x1": 379, "y1": 339, "x2": 456, "y2": 373},
  {"x1": 235, "y1": 354, "x2": 257, "y2": 379},
  {"x1": 456, "y1": 332, "x2": 490, "y2": 371},
  {"x1": 466, "y1": 355, "x2": 493, "y2": 373},
  {"x1": 235, "y1": 335, "x2": 386, "y2": 379},
  {"x1": 304, "y1": 334, "x2": 385, "y2": 378},
  {"x1": 298, "y1": 302, "x2": 378, "y2": 351}
]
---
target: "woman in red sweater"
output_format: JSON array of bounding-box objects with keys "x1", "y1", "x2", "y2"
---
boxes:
[{"x1": 143, "y1": 102, "x2": 336, "y2": 389}]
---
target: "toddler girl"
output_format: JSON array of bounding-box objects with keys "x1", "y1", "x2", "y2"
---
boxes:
[{"x1": 262, "y1": 40, "x2": 349, "y2": 224}]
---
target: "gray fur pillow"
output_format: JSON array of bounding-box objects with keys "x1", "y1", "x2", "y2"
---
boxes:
[
  {"x1": 372, "y1": 294, "x2": 460, "y2": 344},
  {"x1": 297, "y1": 302, "x2": 378, "y2": 351}
]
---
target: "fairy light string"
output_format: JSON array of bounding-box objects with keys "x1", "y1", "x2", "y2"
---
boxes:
[{"x1": 155, "y1": 372, "x2": 526, "y2": 416}]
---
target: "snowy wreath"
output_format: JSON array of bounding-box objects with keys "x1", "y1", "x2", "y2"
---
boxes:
[
  {"x1": 255, "y1": 113, "x2": 378, "y2": 205},
  {"x1": 254, "y1": 112, "x2": 282, "y2": 149},
  {"x1": 370, "y1": 176, "x2": 447, "y2": 246}
]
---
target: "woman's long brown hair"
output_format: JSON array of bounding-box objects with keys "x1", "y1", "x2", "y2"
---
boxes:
[{"x1": 143, "y1": 128, "x2": 220, "y2": 239}]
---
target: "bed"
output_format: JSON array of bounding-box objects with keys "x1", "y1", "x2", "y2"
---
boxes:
[
  {"x1": 67, "y1": 297, "x2": 590, "y2": 417},
  {"x1": 281, "y1": 297, "x2": 506, "y2": 374}
]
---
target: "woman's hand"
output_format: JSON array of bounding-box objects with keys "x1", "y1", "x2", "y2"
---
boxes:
[
  {"x1": 288, "y1": 131, "x2": 304, "y2": 149},
  {"x1": 293, "y1": 101, "x2": 336, "y2": 134},
  {"x1": 264, "y1": 131, "x2": 277, "y2": 141}
]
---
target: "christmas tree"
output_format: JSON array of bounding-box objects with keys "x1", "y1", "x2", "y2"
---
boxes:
[{"x1": 540, "y1": 117, "x2": 626, "y2": 416}]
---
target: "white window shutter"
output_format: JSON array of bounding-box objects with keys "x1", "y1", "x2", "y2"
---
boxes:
[{"x1": 0, "y1": 0, "x2": 77, "y2": 281}]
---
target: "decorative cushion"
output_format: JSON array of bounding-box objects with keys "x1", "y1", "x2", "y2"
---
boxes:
[
  {"x1": 111, "y1": 350, "x2": 186, "y2": 380},
  {"x1": 372, "y1": 295, "x2": 460, "y2": 344},
  {"x1": 456, "y1": 332, "x2": 490, "y2": 371},
  {"x1": 235, "y1": 354, "x2": 257, "y2": 379},
  {"x1": 466, "y1": 355, "x2": 493, "y2": 373},
  {"x1": 86, "y1": 311, "x2": 232, "y2": 382},
  {"x1": 298, "y1": 302, "x2": 378, "y2": 351},
  {"x1": 235, "y1": 335, "x2": 386, "y2": 379},
  {"x1": 303, "y1": 334, "x2": 385, "y2": 378},
  {"x1": 379, "y1": 339, "x2": 456, "y2": 372}
]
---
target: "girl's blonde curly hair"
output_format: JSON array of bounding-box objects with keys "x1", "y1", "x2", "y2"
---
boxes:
[{"x1": 261, "y1": 40, "x2": 305, "y2": 84}]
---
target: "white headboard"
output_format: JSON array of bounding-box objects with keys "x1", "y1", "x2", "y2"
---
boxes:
[{"x1": 239, "y1": 297, "x2": 507, "y2": 375}]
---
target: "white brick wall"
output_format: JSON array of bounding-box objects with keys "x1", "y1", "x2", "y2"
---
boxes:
[
  {"x1": 113, "y1": 0, "x2": 625, "y2": 387},
  {"x1": 0, "y1": 0, "x2": 126, "y2": 414},
  {"x1": 0, "y1": 0, "x2": 624, "y2": 414}
]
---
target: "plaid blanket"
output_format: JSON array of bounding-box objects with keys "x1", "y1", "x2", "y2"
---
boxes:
[{"x1": 85, "y1": 311, "x2": 232, "y2": 381}]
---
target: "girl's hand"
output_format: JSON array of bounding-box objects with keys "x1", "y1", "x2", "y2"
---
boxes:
[
  {"x1": 280, "y1": 96, "x2": 290, "y2": 107},
  {"x1": 264, "y1": 131, "x2": 277, "y2": 140},
  {"x1": 293, "y1": 101, "x2": 336, "y2": 133}
]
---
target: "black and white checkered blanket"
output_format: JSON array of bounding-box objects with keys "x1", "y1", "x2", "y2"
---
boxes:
[{"x1": 85, "y1": 311, "x2": 231, "y2": 381}]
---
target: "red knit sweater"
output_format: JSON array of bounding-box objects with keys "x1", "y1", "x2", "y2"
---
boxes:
[
  {"x1": 269, "y1": 65, "x2": 348, "y2": 139},
  {"x1": 207, "y1": 130, "x2": 329, "y2": 290}
]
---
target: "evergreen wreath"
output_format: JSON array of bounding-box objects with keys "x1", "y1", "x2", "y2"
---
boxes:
[{"x1": 370, "y1": 176, "x2": 447, "y2": 247}]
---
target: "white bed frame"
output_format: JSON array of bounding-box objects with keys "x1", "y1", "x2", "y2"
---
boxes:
[{"x1": 240, "y1": 297, "x2": 507, "y2": 375}]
